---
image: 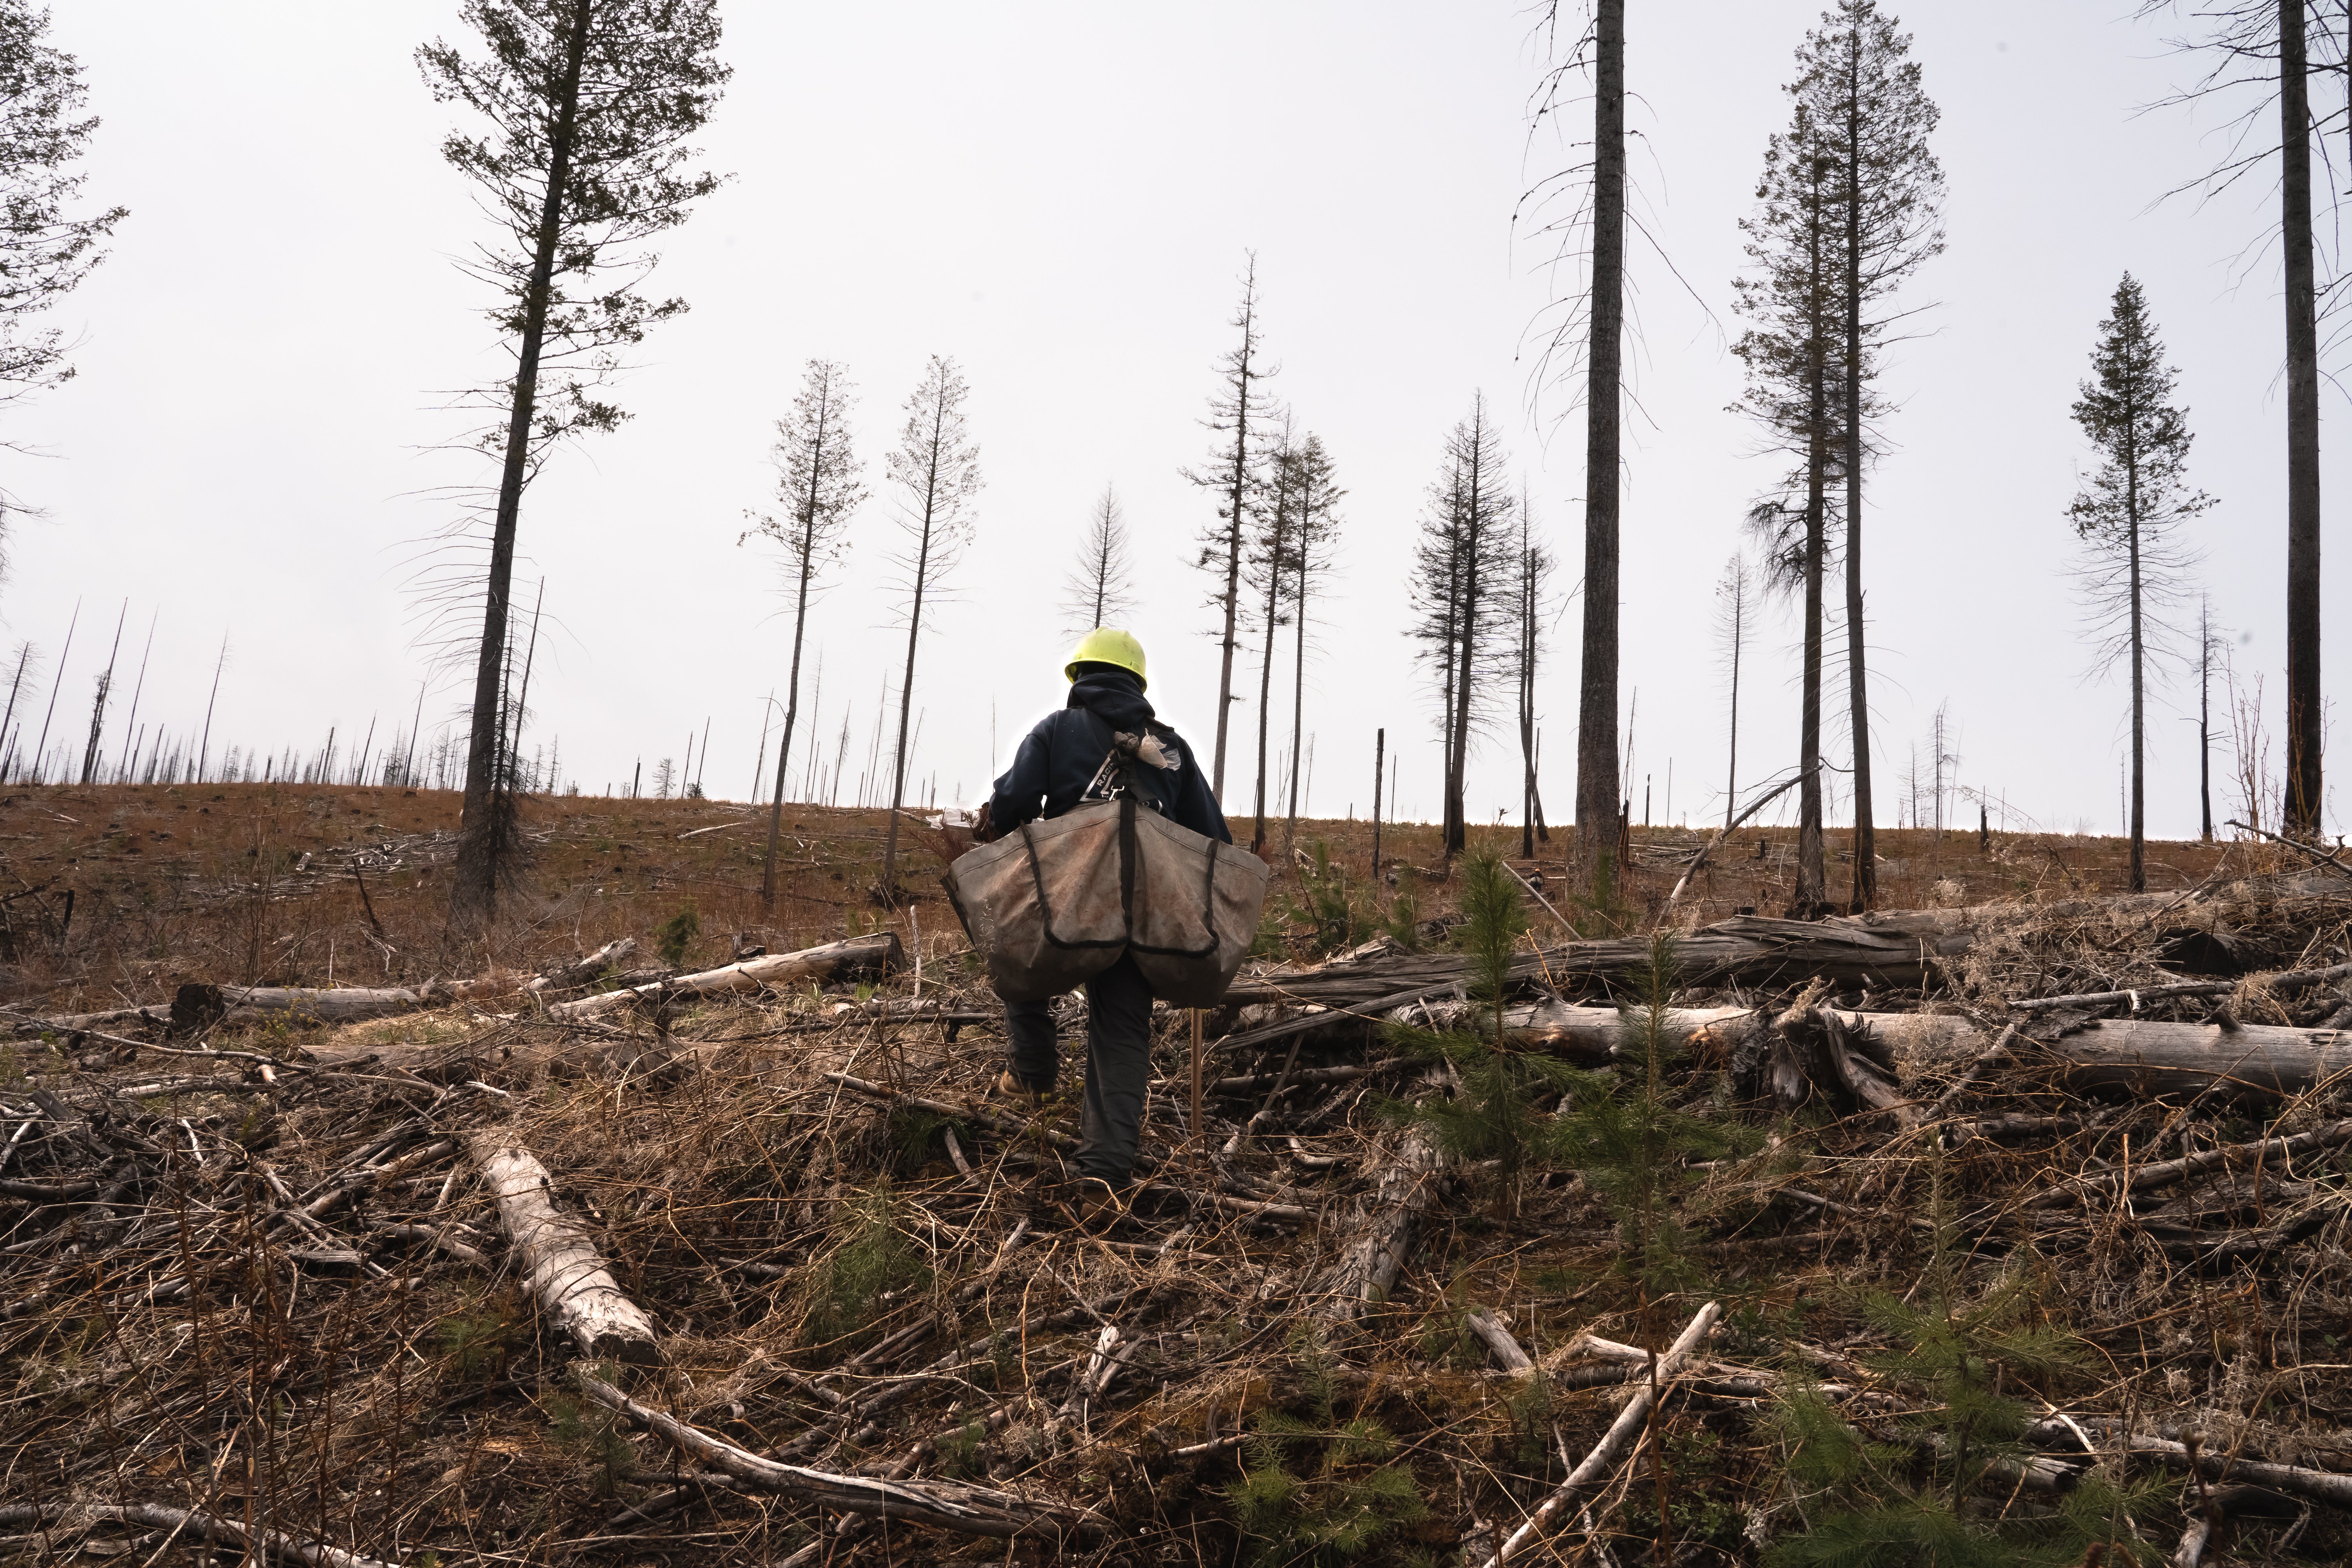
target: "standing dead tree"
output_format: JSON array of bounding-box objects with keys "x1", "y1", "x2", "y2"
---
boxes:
[
  {"x1": 1410, "y1": 396, "x2": 1516, "y2": 858},
  {"x1": 75, "y1": 599, "x2": 122, "y2": 786},
  {"x1": 1715, "y1": 553, "x2": 1754, "y2": 829},
  {"x1": 879, "y1": 356, "x2": 981, "y2": 898},
  {"x1": 2134, "y1": 0, "x2": 2342, "y2": 833},
  {"x1": 2069, "y1": 272, "x2": 2213, "y2": 892},
  {"x1": 420, "y1": 0, "x2": 728, "y2": 927},
  {"x1": 1060, "y1": 483, "x2": 1137, "y2": 636},
  {"x1": 1184, "y1": 254, "x2": 1275, "y2": 805},
  {"x1": 747, "y1": 359, "x2": 865, "y2": 907}
]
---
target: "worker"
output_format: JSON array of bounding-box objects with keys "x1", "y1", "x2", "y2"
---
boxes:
[{"x1": 975, "y1": 628, "x2": 1231, "y2": 1213}]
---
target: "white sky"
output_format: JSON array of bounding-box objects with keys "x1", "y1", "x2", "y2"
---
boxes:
[{"x1": 6, "y1": 1, "x2": 2343, "y2": 842}]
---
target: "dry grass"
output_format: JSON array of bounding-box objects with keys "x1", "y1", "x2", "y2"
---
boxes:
[{"x1": 2, "y1": 786, "x2": 2349, "y2": 1565}]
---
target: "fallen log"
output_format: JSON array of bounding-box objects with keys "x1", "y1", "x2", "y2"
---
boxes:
[
  {"x1": 467, "y1": 1131, "x2": 659, "y2": 1366},
  {"x1": 527, "y1": 937, "x2": 639, "y2": 995},
  {"x1": 577, "y1": 1370, "x2": 1107, "y2": 1541},
  {"x1": 1227, "y1": 913, "x2": 1972, "y2": 1009},
  {"x1": 1451, "y1": 1001, "x2": 2352, "y2": 1106},
  {"x1": 0, "y1": 1501, "x2": 396, "y2": 1568},
  {"x1": 548, "y1": 932, "x2": 901, "y2": 1022},
  {"x1": 1312, "y1": 1128, "x2": 1447, "y2": 1321},
  {"x1": 1229, "y1": 871, "x2": 2352, "y2": 1014}
]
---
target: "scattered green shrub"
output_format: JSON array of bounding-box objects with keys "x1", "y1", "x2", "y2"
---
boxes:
[
  {"x1": 798, "y1": 1181, "x2": 927, "y2": 1350},
  {"x1": 653, "y1": 901, "x2": 701, "y2": 967},
  {"x1": 1225, "y1": 1323, "x2": 1434, "y2": 1567}
]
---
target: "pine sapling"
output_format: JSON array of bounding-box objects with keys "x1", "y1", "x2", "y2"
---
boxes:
[{"x1": 1382, "y1": 849, "x2": 1579, "y2": 1214}]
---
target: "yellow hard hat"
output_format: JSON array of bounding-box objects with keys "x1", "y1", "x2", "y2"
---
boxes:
[{"x1": 1065, "y1": 628, "x2": 1147, "y2": 690}]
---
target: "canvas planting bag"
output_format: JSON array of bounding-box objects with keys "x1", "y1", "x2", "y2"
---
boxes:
[{"x1": 944, "y1": 797, "x2": 1269, "y2": 1007}]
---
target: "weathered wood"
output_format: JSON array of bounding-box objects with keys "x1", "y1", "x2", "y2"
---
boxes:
[
  {"x1": 1475, "y1": 1301, "x2": 1723, "y2": 1566},
  {"x1": 1464, "y1": 1310, "x2": 1534, "y2": 1373},
  {"x1": 467, "y1": 1131, "x2": 658, "y2": 1366},
  {"x1": 2013, "y1": 960, "x2": 2352, "y2": 1014},
  {"x1": 527, "y1": 936, "x2": 638, "y2": 995},
  {"x1": 1313, "y1": 1128, "x2": 1448, "y2": 1321},
  {"x1": 0, "y1": 1502, "x2": 397, "y2": 1568},
  {"x1": 548, "y1": 932, "x2": 901, "y2": 1022},
  {"x1": 1228, "y1": 913, "x2": 1973, "y2": 1009},
  {"x1": 576, "y1": 1370, "x2": 1107, "y2": 1541}
]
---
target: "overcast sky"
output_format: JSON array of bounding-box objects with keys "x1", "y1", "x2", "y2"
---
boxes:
[{"x1": 7, "y1": 1, "x2": 2344, "y2": 844}]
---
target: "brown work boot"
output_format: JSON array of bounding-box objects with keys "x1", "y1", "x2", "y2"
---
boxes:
[
  {"x1": 1057, "y1": 1175, "x2": 1127, "y2": 1234},
  {"x1": 991, "y1": 1069, "x2": 1046, "y2": 1110}
]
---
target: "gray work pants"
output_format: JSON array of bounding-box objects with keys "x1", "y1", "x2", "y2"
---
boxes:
[{"x1": 1002, "y1": 952, "x2": 1154, "y2": 1187}]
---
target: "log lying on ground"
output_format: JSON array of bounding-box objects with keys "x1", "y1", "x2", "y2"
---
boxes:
[
  {"x1": 576, "y1": 1370, "x2": 1107, "y2": 1541},
  {"x1": 527, "y1": 936, "x2": 638, "y2": 995},
  {"x1": 548, "y1": 932, "x2": 902, "y2": 1022},
  {"x1": 1439, "y1": 1000, "x2": 2352, "y2": 1105},
  {"x1": 1228, "y1": 913, "x2": 1975, "y2": 1009},
  {"x1": 1313, "y1": 1128, "x2": 1448, "y2": 1321},
  {"x1": 0, "y1": 1502, "x2": 397, "y2": 1568},
  {"x1": 467, "y1": 1131, "x2": 659, "y2": 1366},
  {"x1": 1229, "y1": 870, "x2": 2352, "y2": 1013}
]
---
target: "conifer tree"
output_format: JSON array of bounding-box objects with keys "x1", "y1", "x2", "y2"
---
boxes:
[
  {"x1": 1283, "y1": 433, "x2": 1343, "y2": 857},
  {"x1": 1408, "y1": 398, "x2": 1515, "y2": 857},
  {"x1": 421, "y1": 0, "x2": 728, "y2": 924},
  {"x1": 1184, "y1": 256, "x2": 1275, "y2": 803},
  {"x1": 1813, "y1": 0, "x2": 1944, "y2": 907},
  {"x1": 1733, "y1": 96, "x2": 1843, "y2": 909},
  {"x1": 1060, "y1": 483, "x2": 1136, "y2": 636},
  {"x1": 2068, "y1": 273, "x2": 2213, "y2": 893},
  {"x1": 746, "y1": 359, "x2": 865, "y2": 906},
  {"x1": 0, "y1": 0, "x2": 124, "y2": 432},
  {"x1": 880, "y1": 356, "x2": 981, "y2": 897},
  {"x1": 1247, "y1": 413, "x2": 1299, "y2": 857},
  {"x1": 1512, "y1": 496, "x2": 1557, "y2": 858}
]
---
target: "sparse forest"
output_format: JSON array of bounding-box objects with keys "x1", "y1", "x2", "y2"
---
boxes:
[{"x1": 9, "y1": 4, "x2": 2352, "y2": 1568}]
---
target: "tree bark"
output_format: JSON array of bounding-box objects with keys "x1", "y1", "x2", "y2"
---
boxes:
[
  {"x1": 452, "y1": 0, "x2": 593, "y2": 928},
  {"x1": 469, "y1": 1131, "x2": 660, "y2": 1365},
  {"x1": 2282, "y1": 0, "x2": 2323, "y2": 835},
  {"x1": 1573, "y1": 0, "x2": 1625, "y2": 888}
]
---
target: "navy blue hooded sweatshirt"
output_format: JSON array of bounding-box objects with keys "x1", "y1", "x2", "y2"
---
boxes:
[{"x1": 987, "y1": 669, "x2": 1232, "y2": 844}]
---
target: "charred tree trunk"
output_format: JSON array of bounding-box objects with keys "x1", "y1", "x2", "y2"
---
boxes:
[
  {"x1": 1573, "y1": 0, "x2": 1625, "y2": 888},
  {"x1": 2282, "y1": 0, "x2": 2323, "y2": 835}
]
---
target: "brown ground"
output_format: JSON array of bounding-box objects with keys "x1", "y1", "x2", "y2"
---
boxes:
[
  {"x1": 4, "y1": 785, "x2": 2341, "y2": 1568},
  {"x1": 0, "y1": 781, "x2": 2255, "y2": 1011}
]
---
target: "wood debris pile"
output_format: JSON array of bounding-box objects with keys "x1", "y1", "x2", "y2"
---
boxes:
[{"x1": 9, "y1": 865, "x2": 2352, "y2": 1565}]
